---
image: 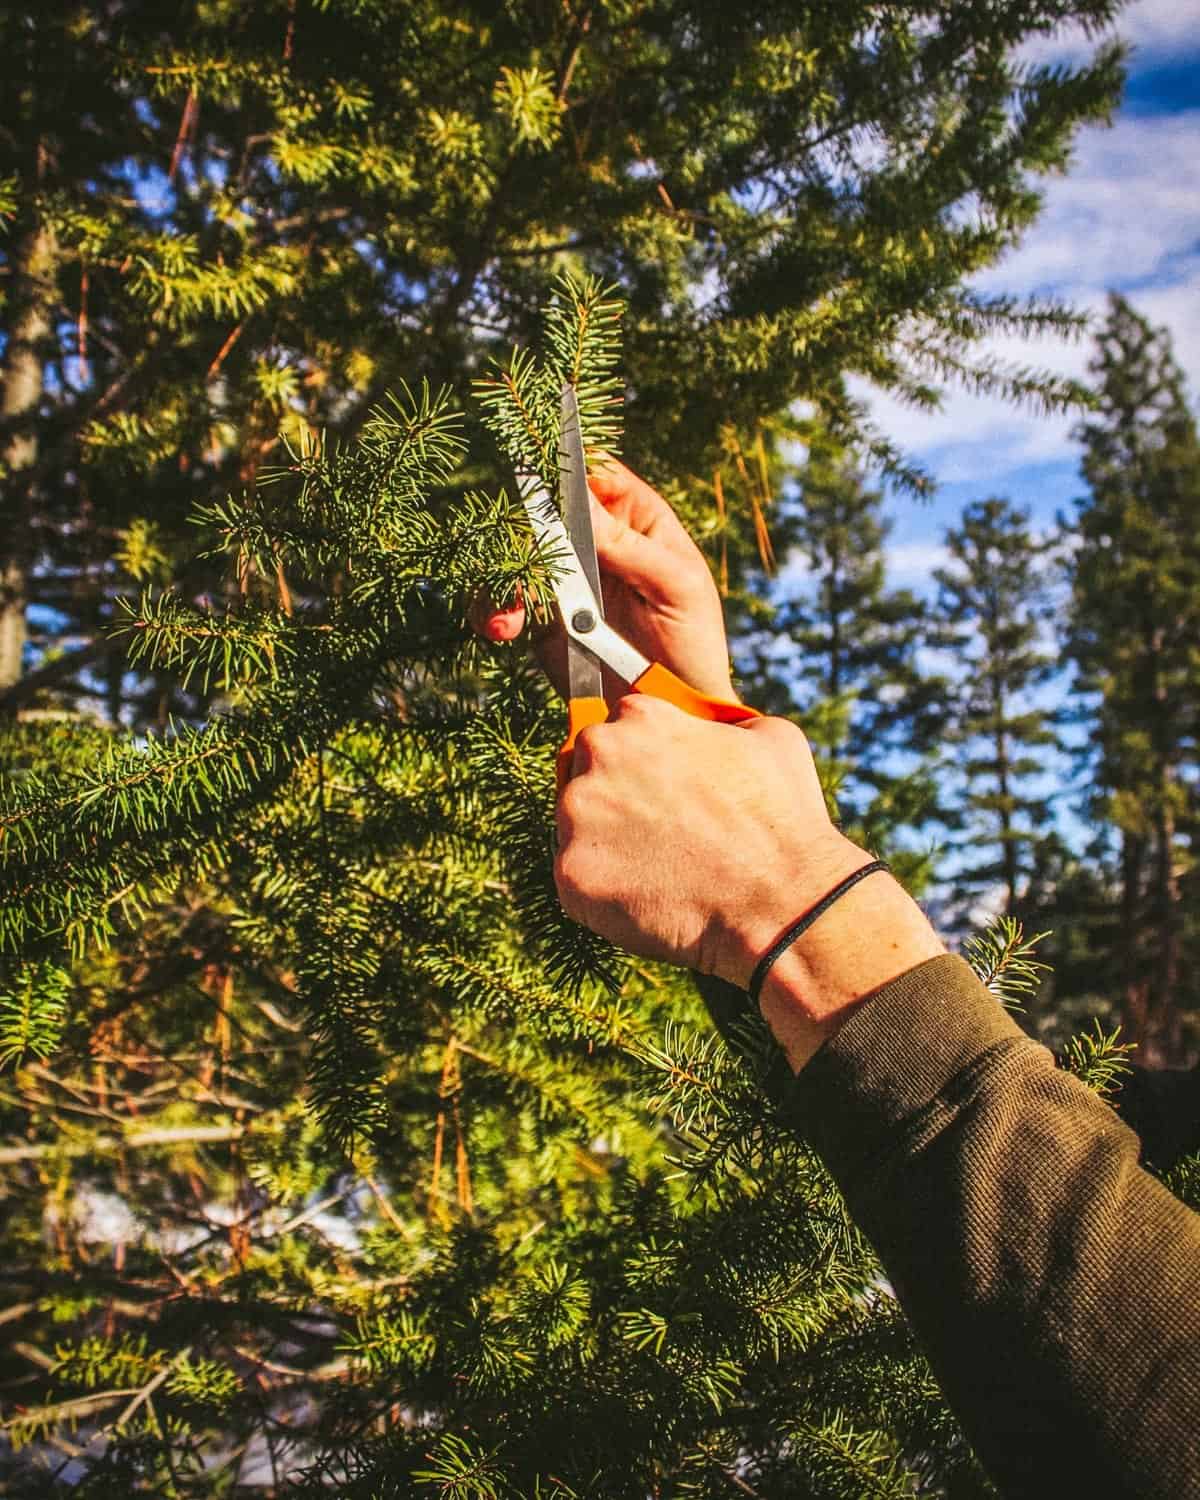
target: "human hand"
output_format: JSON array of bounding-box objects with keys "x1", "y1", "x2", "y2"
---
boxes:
[
  {"x1": 554, "y1": 697, "x2": 944, "y2": 1069},
  {"x1": 555, "y1": 698, "x2": 856, "y2": 983},
  {"x1": 470, "y1": 458, "x2": 737, "y2": 702}
]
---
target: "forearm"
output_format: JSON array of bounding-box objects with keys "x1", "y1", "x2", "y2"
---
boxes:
[{"x1": 772, "y1": 953, "x2": 1200, "y2": 1498}]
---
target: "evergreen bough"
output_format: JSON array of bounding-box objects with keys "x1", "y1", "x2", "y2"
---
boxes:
[{"x1": 4, "y1": 279, "x2": 1190, "y2": 1497}]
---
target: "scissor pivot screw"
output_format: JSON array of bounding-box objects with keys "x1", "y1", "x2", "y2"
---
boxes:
[{"x1": 571, "y1": 608, "x2": 596, "y2": 634}]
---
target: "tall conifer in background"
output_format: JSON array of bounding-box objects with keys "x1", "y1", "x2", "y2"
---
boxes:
[
  {"x1": 741, "y1": 431, "x2": 939, "y2": 877},
  {"x1": 931, "y1": 497, "x2": 1061, "y2": 919},
  {"x1": 1066, "y1": 295, "x2": 1200, "y2": 1066}
]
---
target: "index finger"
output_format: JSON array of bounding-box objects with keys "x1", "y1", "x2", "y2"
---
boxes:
[
  {"x1": 587, "y1": 456, "x2": 700, "y2": 564},
  {"x1": 468, "y1": 588, "x2": 527, "y2": 642}
]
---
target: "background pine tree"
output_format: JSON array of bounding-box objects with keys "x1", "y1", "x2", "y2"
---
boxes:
[
  {"x1": 1063, "y1": 295, "x2": 1200, "y2": 1066},
  {"x1": 738, "y1": 429, "x2": 941, "y2": 885},
  {"x1": 930, "y1": 497, "x2": 1061, "y2": 921}
]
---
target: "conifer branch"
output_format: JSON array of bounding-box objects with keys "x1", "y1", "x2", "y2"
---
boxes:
[
  {"x1": 962, "y1": 916, "x2": 1050, "y2": 1012},
  {"x1": 474, "y1": 272, "x2": 624, "y2": 493},
  {"x1": 1060, "y1": 1020, "x2": 1135, "y2": 1098}
]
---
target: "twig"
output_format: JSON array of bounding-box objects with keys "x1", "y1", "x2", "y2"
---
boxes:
[
  {"x1": 0, "y1": 1300, "x2": 35, "y2": 1328},
  {"x1": 274, "y1": 1186, "x2": 354, "y2": 1237},
  {"x1": 252, "y1": 997, "x2": 304, "y2": 1033},
  {"x1": 167, "y1": 91, "x2": 199, "y2": 182},
  {"x1": 113, "y1": 1344, "x2": 192, "y2": 1432},
  {"x1": 206, "y1": 319, "x2": 246, "y2": 379},
  {"x1": 11, "y1": 1339, "x2": 55, "y2": 1370},
  {"x1": 363, "y1": 1174, "x2": 414, "y2": 1241},
  {"x1": 231, "y1": 1345, "x2": 348, "y2": 1382},
  {"x1": 0, "y1": 1388, "x2": 138, "y2": 1431},
  {"x1": 0, "y1": 1122, "x2": 246, "y2": 1164}
]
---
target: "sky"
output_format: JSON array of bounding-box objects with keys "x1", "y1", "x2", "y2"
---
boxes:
[{"x1": 870, "y1": 0, "x2": 1200, "y2": 585}]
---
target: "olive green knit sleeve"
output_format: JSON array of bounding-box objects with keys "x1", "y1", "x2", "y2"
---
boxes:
[{"x1": 777, "y1": 953, "x2": 1200, "y2": 1499}]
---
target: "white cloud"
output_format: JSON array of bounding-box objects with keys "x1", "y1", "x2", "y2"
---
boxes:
[
  {"x1": 1117, "y1": 0, "x2": 1200, "y2": 59},
  {"x1": 975, "y1": 111, "x2": 1200, "y2": 311},
  {"x1": 1139, "y1": 276, "x2": 1200, "y2": 371},
  {"x1": 1019, "y1": 0, "x2": 1200, "y2": 67},
  {"x1": 776, "y1": 547, "x2": 813, "y2": 586},
  {"x1": 773, "y1": 539, "x2": 950, "y2": 598},
  {"x1": 863, "y1": 104, "x2": 1200, "y2": 489},
  {"x1": 886, "y1": 540, "x2": 952, "y2": 582},
  {"x1": 859, "y1": 373, "x2": 1078, "y2": 485}
]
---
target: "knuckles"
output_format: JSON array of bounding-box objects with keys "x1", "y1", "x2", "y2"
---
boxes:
[
  {"x1": 572, "y1": 721, "x2": 609, "y2": 766},
  {"x1": 573, "y1": 693, "x2": 662, "y2": 762},
  {"x1": 611, "y1": 691, "x2": 668, "y2": 725},
  {"x1": 751, "y1": 712, "x2": 813, "y2": 757},
  {"x1": 552, "y1": 848, "x2": 578, "y2": 911},
  {"x1": 555, "y1": 778, "x2": 585, "y2": 838}
]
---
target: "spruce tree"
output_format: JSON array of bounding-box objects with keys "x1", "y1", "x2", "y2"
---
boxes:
[
  {"x1": 0, "y1": 277, "x2": 969, "y2": 1497},
  {"x1": 3, "y1": 281, "x2": 1171, "y2": 1497},
  {"x1": 931, "y1": 497, "x2": 1061, "y2": 920},
  {"x1": 1066, "y1": 295, "x2": 1200, "y2": 1066},
  {"x1": 1012, "y1": 830, "x2": 1116, "y2": 1044},
  {"x1": 739, "y1": 430, "x2": 940, "y2": 881},
  {"x1": 1, "y1": 0, "x2": 1172, "y2": 1491}
]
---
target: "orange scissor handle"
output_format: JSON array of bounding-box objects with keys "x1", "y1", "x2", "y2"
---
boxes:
[
  {"x1": 555, "y1": 667, "x2": 761, "y2": 794},
  {"x1": 631, "y1": 660, "x2": 762, "y2": 725},
  {"x1": 556, "y1": 695, "x2": 609, "y2": 794}
]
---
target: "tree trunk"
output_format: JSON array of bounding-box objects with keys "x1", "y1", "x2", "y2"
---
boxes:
[
  {"x1": 1147, "y1": 785, "x2": 1185, "y2": 1067},
  {"x1": 991, "y1": 666, "x2": 1017, "y2": 913},
  {"x1": 825, "y1": 541, "x2": 843, "y2": 761},
  {"x1": 0, "y1": 218, "x2": 57, "y2": 693},
  {"x1": 1138, "y1": 626, "x2": 1186, "y2": 1067},
  {"x1": 1119, "y1": 828, "x2": 1149, "y2": 1053}
]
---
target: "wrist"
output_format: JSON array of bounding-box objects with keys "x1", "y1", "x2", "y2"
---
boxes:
[
  {"x1": 709, "y1": 837, "x2": 945, "y2": 1072},
  {"x1": 706, "y1": 832, "x2": 871, "y2": 991},
  {"x1": 762, "y1": 875, "x2": 944, "y2": 1070}
]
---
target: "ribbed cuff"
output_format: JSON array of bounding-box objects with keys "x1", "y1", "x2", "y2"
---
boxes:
[{"x1": 775, "y1": 953, "x2": 1029, "y2": 1182}]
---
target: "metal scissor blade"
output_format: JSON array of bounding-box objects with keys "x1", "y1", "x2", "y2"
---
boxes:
[
  {"x1": 558, "y1": 386, "x2": 605, "y2": 702},
  {"x1": 566, "y1": 637, "x2": 605, "y2": 702},
  {"x1": 516, "y1": 468, "x2": 604, "y2": 701},
  {"x1": 560, "y1": 385, "x2": 603, "y2": 616}
]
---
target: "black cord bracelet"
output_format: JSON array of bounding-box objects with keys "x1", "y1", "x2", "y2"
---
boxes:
[{"x1": 747, "y1": 859, "x2": 891, "y2": 1006}]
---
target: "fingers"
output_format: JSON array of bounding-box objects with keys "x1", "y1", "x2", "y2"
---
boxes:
[
  {"x1": 472, "y1": 461, "x2": 704, "y2": 629},
  {"x1": 742, "y1": 712, "x2": 806, "y2": 743},
  {"x1": 742, "y1": 711, "x2": 814, "y2": 757},
  {"x1": 468, "y1": 586, "x2": 527, "y2": 642},
  {"x1": 587, "y1": 488, "x2": 711, "y2": 610},
  {"x1": 568, "y1": 722, "x2": 601, "y2": 781},
  {"x1": 587, "y1": 456, "x2": 700, "y2": 564},
  {"x1": 585, "y1": 498, "x2": 678, "y2": 607},
  {"x1": 467, "y1": 586, "x2": 568, "y2": 697},
  {"x1": 563, "y1": 693, "x2": 654, "y2": 791}
]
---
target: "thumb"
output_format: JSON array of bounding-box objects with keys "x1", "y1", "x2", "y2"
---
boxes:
[{"x1": 587, "y1": 492, "x2": 679, "y2": 606}]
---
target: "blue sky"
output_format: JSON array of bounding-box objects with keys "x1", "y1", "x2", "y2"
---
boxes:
[{"x1": 867, "y1": 0, "x2": 1200, "y2": 584}]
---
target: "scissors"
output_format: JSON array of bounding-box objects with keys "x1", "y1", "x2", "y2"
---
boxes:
[{"x1": 519, "y1": 383, "x2": 761, "y2": 792}]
